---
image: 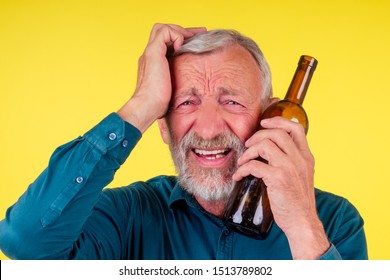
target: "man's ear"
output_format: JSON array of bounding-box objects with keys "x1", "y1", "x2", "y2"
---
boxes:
[
  {"x1": 268, "y1": 97, "x2": 280, "y2": 107},
  {"x1": 157, "y1": 118, "x2": 171, "y2": 145},
  {"x1": 263, "y1": 97, "x2": 280, "y2": 111}
]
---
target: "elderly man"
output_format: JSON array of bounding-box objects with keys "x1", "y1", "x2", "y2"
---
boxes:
[{"x1": 0, "y1": 24, "x2": 367, "y2": 260}]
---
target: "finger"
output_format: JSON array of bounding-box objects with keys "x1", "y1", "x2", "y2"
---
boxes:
[
  {"x1": 239, "y1": 138, "x2": 301, "y2": 172},
  {"x1": 185, "y1": 27, "x2": 207, "y2": 34},
  {"x1": 258, "y1": 117, "x2": 315, "y2": 172},
  {"x1": 167, "y1": 24, "x2": 206, "y2": 38},
  {"x1": 233, "y1": 159, "x2": 271, "y2": 181},
  {"x1": 244, "y1": 128, "x2": 299, "y2": 159},
  {"x1": 260, "y1": 117, "x2": 309, "y2": 151},
  {"x1": 149, "y1": 23, "x2": 169, "y2": 42},
  {"x1": 149, "y1": 24, "x2": 205, "y2": 47},
  {"x1": 165, "y1": 25, "x2": 206, "y2": 51},
  {"x1": 148, "y1": 26, "x2": 186, "y2": 53},
  {"x1": 238, "y1": 139, "x2": 277, "y2": 166}
]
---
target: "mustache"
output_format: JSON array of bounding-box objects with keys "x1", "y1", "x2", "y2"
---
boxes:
[
  {"x1": 178, "y1": 130, "x2": 245, "y2": 154},
  {"x1": 168, "y1": 130, "x2": 246, "y2": 201}
]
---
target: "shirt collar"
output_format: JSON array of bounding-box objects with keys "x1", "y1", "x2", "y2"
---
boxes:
[
  {"x1": 168, "y1": 181, "x2": 197, "y2": 209},
  {"x1": 168, "y1": 179, "x2": 226, "y2": 226}
]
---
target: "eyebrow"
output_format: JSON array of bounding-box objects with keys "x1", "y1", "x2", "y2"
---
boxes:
[
  {"x1": 170, "y1": 87, "x2": 199, "y2": 107},
  {"x1": 174, "y1": 86, "x2": 242, "y2": 101},
  {"x1": 217, "y1": 86, "x2": 240, "y2": 97},
  {"x1": 181, "y1": 87, "x2": 199, "y2": 96}
]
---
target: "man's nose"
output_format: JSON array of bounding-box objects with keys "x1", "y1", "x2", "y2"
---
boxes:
[{"x1": 193, "y1": 103, "x2": 226, "y2": 140}]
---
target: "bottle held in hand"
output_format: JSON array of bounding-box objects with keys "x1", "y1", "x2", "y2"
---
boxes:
[{"x1": 223, "y1": 55, "x2": 318, "y2": 239}]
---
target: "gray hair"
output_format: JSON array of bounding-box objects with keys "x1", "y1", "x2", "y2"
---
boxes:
[{"x1": 171, "y1": 29, "x2": 273, "y2": 102}]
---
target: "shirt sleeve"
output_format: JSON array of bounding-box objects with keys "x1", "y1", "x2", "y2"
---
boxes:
[
  {"x1": 316, "y1": 243, "x2": 342, "y2": 260},
  {"x1": 316, "y1": 193, "x2": 368, "y2": 260},
  {"x1": 330, "y1": 198, "x2": 368, "y2": 260},
  {"x1": 0, "y1": 113, "x2": 142, "y2": 259}
]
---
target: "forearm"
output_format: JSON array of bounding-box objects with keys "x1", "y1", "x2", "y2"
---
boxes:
[
  {"x1": 285, "y1": 216, "x2": 331, "y2": 259},
  {"x1": 286, "y1": 193, "x2": 368, "y2": 260},
  {"x1": 0, "y1": 113, "x2": 141, "y2": 259},
  {"x1": 117, "y1": 94, "x2": 161, "y2": 134}
]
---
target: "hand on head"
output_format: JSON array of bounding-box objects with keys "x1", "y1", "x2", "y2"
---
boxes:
[{"x1": 118, "y1": 23, "x2": 206, "y2": 133}]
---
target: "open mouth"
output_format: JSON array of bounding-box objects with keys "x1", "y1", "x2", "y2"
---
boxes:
[{"x1": 192, "y1": 148, "x2": 231, "y2": 160}]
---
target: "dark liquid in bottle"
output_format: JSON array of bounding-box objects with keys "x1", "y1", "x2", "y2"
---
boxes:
[
  {"x1": 224, "y1": 174, "x2": 273, "y2": 239},
  {"x1": 223, "y1": 55, "x2": 317, "y2": 239}
]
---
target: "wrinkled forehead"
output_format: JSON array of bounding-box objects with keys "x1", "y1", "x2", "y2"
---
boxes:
[
  {"x1": 169, "y1": 45, "x2": 264, "y2": 100},
  {"x1": 168, "y1": 30, "x2": 272, "y2": 102}
]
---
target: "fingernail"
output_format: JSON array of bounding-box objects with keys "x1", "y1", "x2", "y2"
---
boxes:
[{"x1": 261, "y1": 119, "x2": 270, "y2": 125}]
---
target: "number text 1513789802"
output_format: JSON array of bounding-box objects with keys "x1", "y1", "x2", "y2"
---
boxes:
[{"x1": 212, "y1": 266, "x2": 272, "y2": 276}]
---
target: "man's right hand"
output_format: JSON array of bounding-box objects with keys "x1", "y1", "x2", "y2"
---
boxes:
[{"x1": 118, "y1": 23, "x2": 206, "y2": 133}]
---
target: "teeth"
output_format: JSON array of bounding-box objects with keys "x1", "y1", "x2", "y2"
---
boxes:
[
  {"x1": 194, "y1": 149, "x2": 227, "y2": 155},
  {"x1": 193, "y1": 149, "x2": 230, "y2": 160}
]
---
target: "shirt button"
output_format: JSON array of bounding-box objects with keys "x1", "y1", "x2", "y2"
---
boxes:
[
  {"x1": 75, "y1": 176, "x2": 84, "y2": 184},
  {"x1": 108, "y1": 132, "x2": 117, "y2": 141},
  {"x1": 223, "y1": 227, "x2": 230, "y2": 236},
  {"x1": 122, "y1": 139, "x2": 128, "y2": 148}
]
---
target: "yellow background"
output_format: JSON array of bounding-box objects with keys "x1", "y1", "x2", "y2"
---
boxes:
[{"x1": 1, "y1": 0, "x2": 389, "y2": 260}]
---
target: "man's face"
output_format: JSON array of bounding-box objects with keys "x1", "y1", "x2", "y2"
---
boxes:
[{"x1": 159, "y1": 44, "x2": 265, "y2": 202}]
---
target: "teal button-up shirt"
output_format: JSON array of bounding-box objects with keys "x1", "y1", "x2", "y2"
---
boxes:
[{"x1": 0, "y1": 113, "x2": 367, "y2": 259}]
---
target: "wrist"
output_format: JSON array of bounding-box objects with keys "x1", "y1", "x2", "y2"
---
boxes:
[
  {"x1": 117, "y1": 95, "x2": 160, "y2": 133},
  {"x1": 285, "y1": 217, "x2": 330, "y2": 259}
]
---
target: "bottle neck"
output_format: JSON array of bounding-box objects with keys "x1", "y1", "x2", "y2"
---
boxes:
[{"x1": 285, "y1": 55, "x2": 317, "y2": 105}]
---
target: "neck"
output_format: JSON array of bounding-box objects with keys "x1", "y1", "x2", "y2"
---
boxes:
[{"x1": 195, "y1": 196, "x2": 227, "y2": 218}]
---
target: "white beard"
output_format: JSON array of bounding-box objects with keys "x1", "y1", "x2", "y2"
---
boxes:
[{"x1": 168, "y1": 131, "x2": 245, "y2": 202}]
